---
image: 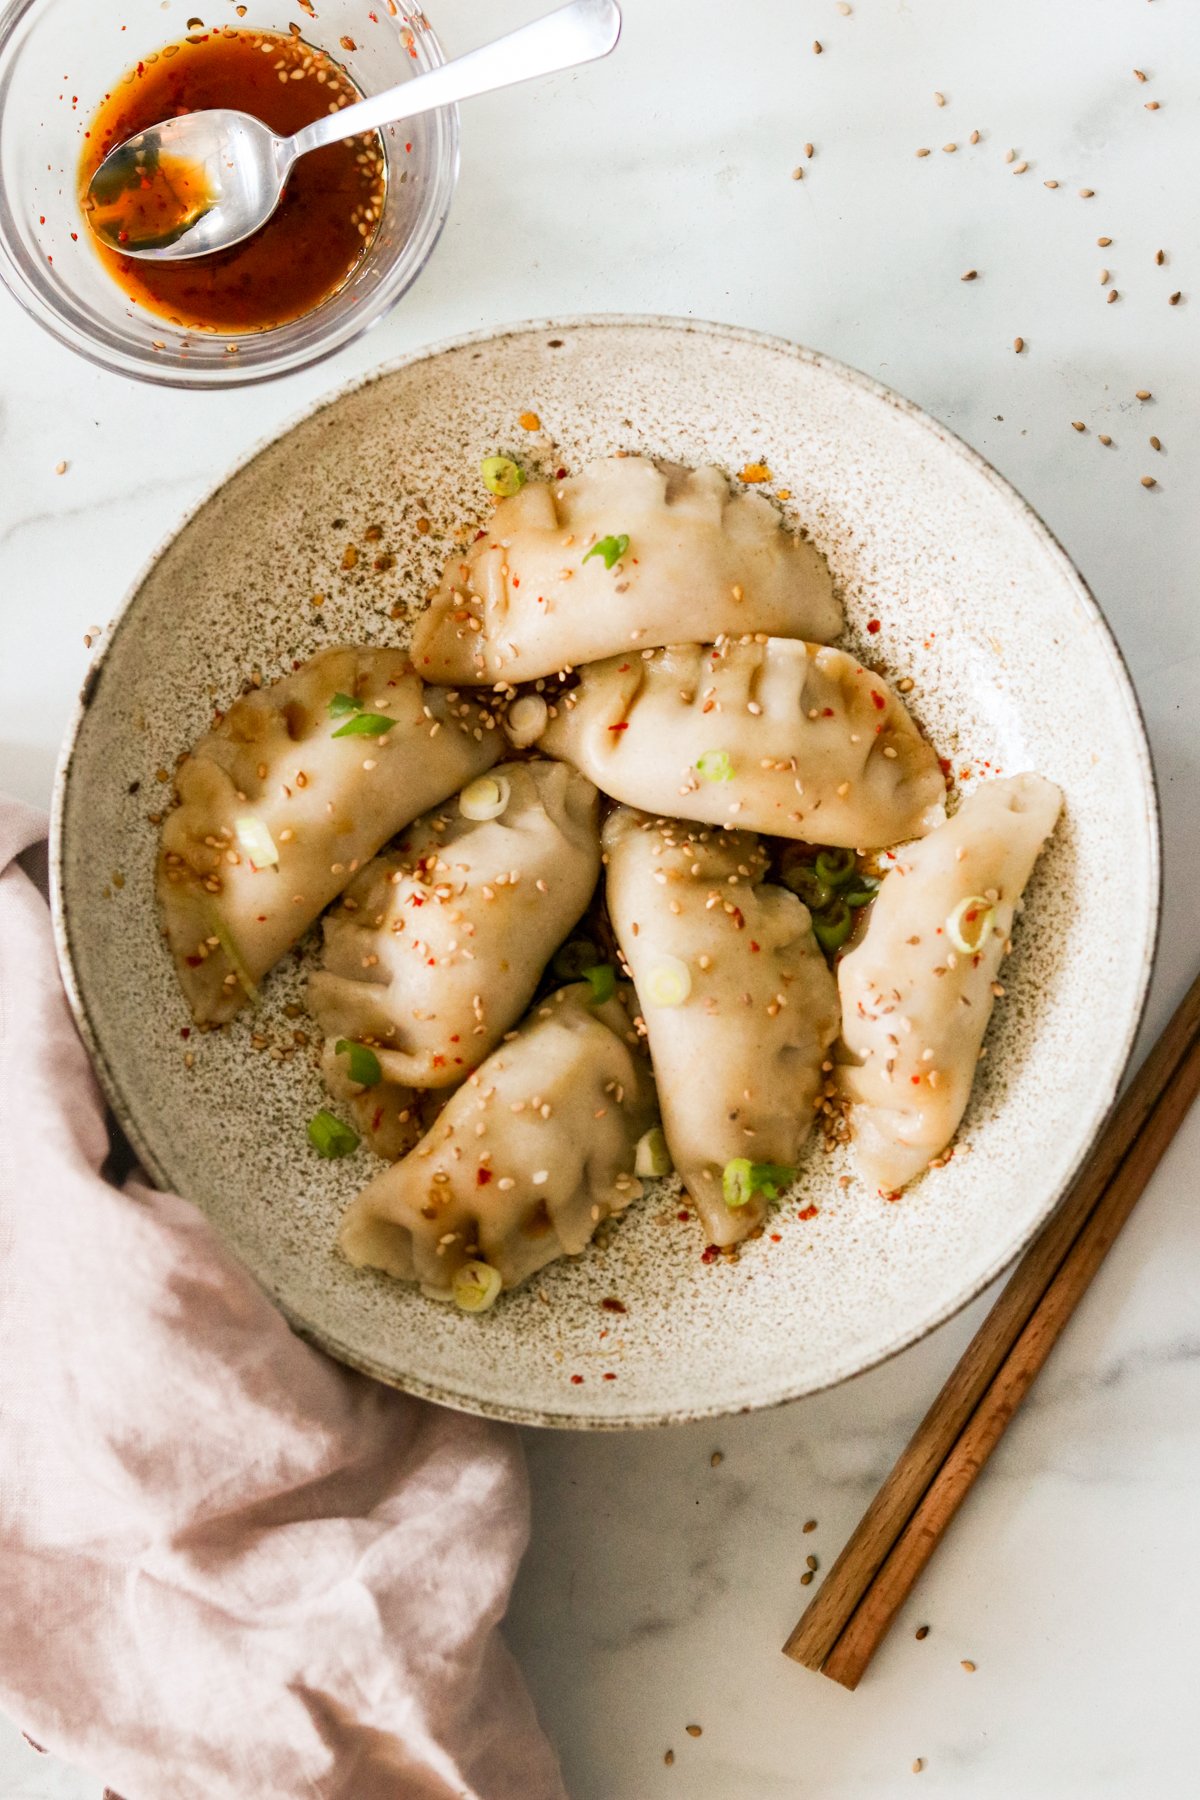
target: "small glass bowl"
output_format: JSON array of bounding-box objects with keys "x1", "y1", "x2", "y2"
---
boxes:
[{"x1": 0, "y1": 0, "x2": 458, "y2": 387}]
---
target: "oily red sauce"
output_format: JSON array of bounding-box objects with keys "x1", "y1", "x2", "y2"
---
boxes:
[{"x1": 79, "y1": 28, "x2": 385, "y2": 332}]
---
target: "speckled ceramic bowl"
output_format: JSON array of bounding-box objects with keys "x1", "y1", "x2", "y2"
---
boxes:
[{"x1": 51, "y1": 317, "x2": 1160, "y2": 1427}]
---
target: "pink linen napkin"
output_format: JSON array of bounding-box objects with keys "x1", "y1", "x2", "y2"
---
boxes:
[{"x1": 0, "y1": 797, "x2": 566, "y2": 1800}]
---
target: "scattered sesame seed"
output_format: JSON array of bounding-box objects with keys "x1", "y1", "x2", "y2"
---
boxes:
[
  {"x1": 1150, "y1": 435, "x2": 1161, "y2": 451},
  {"x1": 1141, "y1": 475, "x2": 1157, "y2": 488},
  {"x1": 915, "y1": 1625, "x2": 930, "y2": 1640},
  {"x1": 1155, "y1": 247, "x2": 1165, "y2": 264},
  {"x1": 1099, "y1": 269, "x2": 1109, "y2": 284},
  {"x1": 710, "y1": 1450, "x2": 723, "y2": 1467},
  {"x1": 803, "y1": 1518, "x2": 818, "y2": 1533},
  {"x1": 943, "y1": 142, "x2": 957, "y2": 153},
  {"x1": 1134, "y1": 68, "x2": 1147, "y2": 82},
  {"x1": 1004, "y1": 148, "x2": 1015, "y2": 163},
  {"x1": 1013, "y1": 335, "x2": 1024, "y2": 353},
  {"x1": 1098, "y1": 433, "x2": 1112, "y2": 446},
  {"x1": 961, "y1": 269, "x2": 978, "y2": 281},
  {"x1": 913, "y1": 1758, "x2": 925, "y2": 1774},
  {"x1": 1169, "y1": 291, "x2": 1181, "y2": 305},
  {"x1": 1071, "y1": 421, "x2": 1086, "y2": 432},
  {"x1": 1079, "y1": 187, "x2": 1094, "y2": 197},
  {"x1": 791, "y1": 165, "x2": 804, "y2": 180},
  {"x1": 915, "y1": 147, "x2": 931, "y2": 157},
  {"x1": 1098, "y1": 236, "x2": 1113, "y2": 246},
  {"x1": 1136, "y1": 389, "x2": 1151, "y2": 400},
  {"x1": 664, "y1": 1749, "x2": 675, "y2": 1766},
  {"x1": 54, "y1": 459, "x2": 68, "y2": 475},
  {"x1": 800, "y1": 1571, "x2": 814, "y2": 1586},
  {"x1": 1044, "y1": 178, "x2": 1058, "y2": 188},
  {"x1": 969, "y1": 129, "x2": 980, "y2": 144},
  {"x1": 1012, "y1": 159, "x2": 1028, "y2": 173},
  {"x1": 961, "y1": 1660, "x2": 977, "y2": 1673},
  {"x1": 805, "y1": 142, "x2": 814, "y2": 157},
  {"x1": 1107, "y1": 288, "x2": 1118, "y2": 303},
  {"x1": 1145, "y1": 100, "x2": 1160, "y2": 110},
  {"x1": 806, "y1": 1554, "x2": 819, "y2": 1570},
  {"x1": 813, "y1": 39, "x2": 822, "y2": 52},
  {"x1": 685, "y1": 1724, "x2": 703, "y2": 1738},
  {"x1": 933, "y1": 90, "x2": 945, "y2": 106}
]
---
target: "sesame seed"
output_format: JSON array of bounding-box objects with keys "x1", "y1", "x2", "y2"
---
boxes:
[
  {"x1": 1004, "y1": 148, "x2": 1015, "y2": 163},
  {"x1": 961, "y1": 269, "x2": 978, "y2": 281},
  {"x1": 1134, "y1": 68, "x2": 1147, "y2": 82},
  {"x1": 1013, "y1": 159, "x2": 1028, "y2": 173},
  {"x1": 791, "y1": 165, "x2": 804, "y2": 180},
  {"x1": 1099, "y1": 269, "x2": 1109, "y2": 284},
  {"x1": 813, "y1": 39, "x2": 822, "y2": 52},
  {"x1": 1136, "y1": 389, "x2": 1151, "y2": 400},
  {"x1": 1169, "y1": 291, "x2": 1181, "y2": 305},
  {"x1": 1141, "y1": 475, "x2": 1157, "y2": 488},
  {"x1": 943, "y1": 142, "x2": 957, "y2": 153},
  {"x1": 803, "y1": 1518, "x2": 818, "y2": 1532},
  {"x1": 1145, "y1": 100, "x2": 1160, "y2": 110},
  {"x1": 800, "y1": 1571, "x2": 814, "y2": 1586},
  {"x1": 1079, "y1": 187, "x2": 1094, "y2": 198},
  {"x1": 1044, "y1": 178, "x2": 1058, "y2": 189},
  {"x1": 1071, "y1": 421, "x2": 1086, "y2": 432},
  {"x1": 915, "y1": 1624, "x2": 930, "y2": 1639},
  {"x1": 961, "y1": 1660, "x2": 977, "y2": 1673},
  {"x1": 969, "y1": 129, "x2": 980, "y2": 144},
  {"x1": 805, "y1": 142, "x2": 814, "y2": 157},
  {"x1": 933, "y1": 90, "x2": 945, "y2": 106},
  {"x1": 913, "y1": 1758, "x2": 925, "y2": 1774},
  {"x1": 1108, "y1": 289, "x2": 1118, "y2": 303},
  {"x1": 685, "y1": 1725, "x2": 703, "y2": 1738},
  {"x1": 1150, "y1": 435, "x2": 1161, "y2": 451},
  {"x1": 1099, "y1": 433, "x2": 1113, "y2": 446},
  {"x1": 1013, "y1": 335, "x2": 1025, "y2": 353},
  {"x1": 915, "y1": 145, "x2": 931, "y2": 156},
  {"x1": 1098, "y1": 236, "x2": 1113, "y2": 247}
]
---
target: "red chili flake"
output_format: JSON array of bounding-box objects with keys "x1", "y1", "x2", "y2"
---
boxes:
[
  {"x1": 701, "y1": 1244, "x2": 720, "y2": 1264},
  {"x1": 555, "y1": 467, "x2": 567, "y2": 479},
  {"x1": 431, "y1": 1053, "x2": 446, "y2": 1068},
  {"x1": 729, "y1": 906, "x2": 745, "y2": 929},
  {"x1": 371, "y1": 1107, "x2": 384, "y2": 1132},
  {"x1": 476, "y1": 1166, "x2": 493, "y2": 1186},
  {"x1": 601, "y1": 1297, "x2": 627, "y2": 1313},
  {"x1": 608, "y1": 721, "x2": 629, "y2": 732},
  {"x1": 677, "y1": 1209, "x2": 691, "y2": 1222},
  {"x1": 450, "y1": 1033, "x2": 460, "y2": 1044},
  {"x1": 39, "y1": 215, "x2": 45, "y2": 224},
  {"x1": 750, "y1": 940, "x2": 761, "y2": 952},
  {"x1": 511, "y1": 576, "x2": 520, "y2": 587},
  {"x1": 185, "y1": 954, "x2": 203, "y2": 967},
  {"x1": 404, "y1": 139, "x2": 411, "y2": 152},
  {"x1": 180, "y1": 1027, "x2": 191, "y2": 1039},
  {"x1": 867, "y1": 618, "x2": 881, "y2": 633},
  {"x1": 870, "y1": 690, "x2": 886, "y2": 711},
  {"x1": 473, "y1": 528, "x2": 487, "y2": 541},
  {"x1": 798, "y1": 1203, "x2": 819, "y2": 1221},
  {"x1": 617, "y1": 662, "x2": 631, "y2": 672},
  {"x1": 938, "y1": 756, "x2": 953, "y2": 778},
  {"x1": 959, "y1": 767, "x2": 972, "y2": 780},
  {"x1": 822, "y1": 706, "x2": 835, "y2": 717},
  {"x1": 770, "y1": 1232, "x2": 783, "y2": 1243},
  {"x1": 911, "y1": 1074, "x2": 921, "y2": 1085},
  {"x1": 570, "y1": 1373, "x2": 584, "y2": 1384},
  {"x1": 602, "y1": 1372, "x2": 617, "y2": 1381}
]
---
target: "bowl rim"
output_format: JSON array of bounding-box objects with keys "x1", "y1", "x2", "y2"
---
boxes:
[
  {"x1": 0, "y1": 0, "x2": 461, "y2": 389},
  {"x1": 50, "y1": 312, "x2": 1162, "y2": 1427}
]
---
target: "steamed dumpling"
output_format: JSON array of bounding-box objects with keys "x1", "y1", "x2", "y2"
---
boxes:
[
  {"x1": 157, "y1": 647, "x2": 500, "y2": 1025},
  {"x1": 319, "y1": 1044, "x2": 438, "y2": 1162},
  {"x1": 339, "y1": 983, "x2": 657, "y2": 1298},
  {"x1": 412, "y1": 457, "x2": 840, "y2": 685},
  {"x1": 603, "y1": 808, "x2": 840, "y2": 1246},
  {"x1": 308, "y1": 761, "x2": 601, "y2": 1095},
  {"x1": 538, "y1": 638, "x2": 945, "y2": 848},
  {"x1": 837, "y1": 774, "x2": 1063, "y2": 1192}
]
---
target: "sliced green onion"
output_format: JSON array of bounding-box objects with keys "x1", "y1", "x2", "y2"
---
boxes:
[
  {"x1": 722, "y1": 1158, "x2": 796, "y2": 1208},
  {"x1": 459, "y1": 774, "x2": 510, "y2": 822},
  {"x1": 506, "y1": 693, "x2": 549, "y2": 747},
  {"x1": 813, "y1": 900, "x2": 853, "y2": 953},
  {"x1": 452, "y1": 1259, "x2": 503, "y2": 1313},
  {"x1": 781, "y1": 865, "x2": 832, "y2": 912},
  {"x1": 307, "y1": 1109, "x2": 360, "y2": 1158},
  {"x1": 696, "y1": 748, "x2": 735, "y2": 784},
  {"x1": 331, "y1": 711, "x2": 395, "y2": 739},
  {"x1": 328, "y1": 691, "x2": 363, "y2": 718},
  {"x1": 234, "y1": 815, "x2": 279, "y2": 871},
  {"x1": 644, "y1": 955, "x2": 692, "y2": 1007},
  {"x1": 203, "y1": 901, "x2": 258, "y2": 1004},
  {"x1": 634, "y1": 1125, "x2": 673, "y2": 1178},
  {"x1": 582, "y1": 532, "x2": 630, "y2": 571},
  {"x1": 583, "y1": 963, "x2": 616, "y2": 1004},
  {"x1": 335, "y1": 1039, "x2": 382, "y2": 1088},
  {"x1": 814, "y1": 847, "x2": 857, "y2": 887},
  {"x1": 842, "y1": 878, "x2": 880, "y2": 909},
  {"x1": 946, "y1": 895, "x2": 996, "y2": 954},
  {"x1": 552, "y1": 938, "x2": 602, "y2": 981},
  {"x1": 481, "y1": 455, "x2": 525, "y2": 498}
]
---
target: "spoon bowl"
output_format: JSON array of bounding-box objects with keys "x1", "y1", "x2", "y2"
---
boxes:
[
  {"x1": 85, "y1": 111, "x2": 287, "y2": 259},
  {"x1": 84, "y1": 0, "x2": 621, "y2": 261}
]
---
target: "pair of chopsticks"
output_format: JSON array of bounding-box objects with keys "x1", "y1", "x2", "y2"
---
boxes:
[{"x1": 784, "y1": 967, "x2": 1200, "y2": 1690}]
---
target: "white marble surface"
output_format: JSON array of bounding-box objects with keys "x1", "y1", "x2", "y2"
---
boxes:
[{"x1": 2, "y1": 0, "x2": 1199, "y2": 1793}]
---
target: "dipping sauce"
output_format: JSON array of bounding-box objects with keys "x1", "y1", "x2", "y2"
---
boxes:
[{"x1": 79, "y1": 28, "x2": 386, "y2": 333}]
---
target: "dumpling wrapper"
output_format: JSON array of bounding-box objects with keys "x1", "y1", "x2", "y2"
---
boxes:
[
  {"x1": 837, "y1": 773, "x2": 1063, "y2": 1192},
  {"x1": 308, "y1": 760, "x2": 601, "y2": 1095},
  {"x1": 157, "y1": 647, "x2": 500, "y2": 1025},
  {"x1": 412, "y1": 457, "x2": 840, "y2": 685},
  {"x1": 538, "y1": 637, "x2": 945, "y2": 849},
  {"x1": 339, "y1": 983, "x2": 657, "y2": 1297},
  {"x1": 603, "y1": 808, "x2": 839, "y2": 1246}
]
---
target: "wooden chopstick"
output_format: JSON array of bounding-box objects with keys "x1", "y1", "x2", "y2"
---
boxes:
[{"x1": 784, "y1": 967, "x2": 1200, "y2": 1686}]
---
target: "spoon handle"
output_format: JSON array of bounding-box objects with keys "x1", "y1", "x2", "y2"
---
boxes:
[{"x1": 287, "y1": 0, "x2": 621, "y2": 162}]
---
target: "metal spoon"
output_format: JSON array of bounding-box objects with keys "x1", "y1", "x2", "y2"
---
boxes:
[{"x1": 84, "y1": 0, "x2": 621, "y2": 260}]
